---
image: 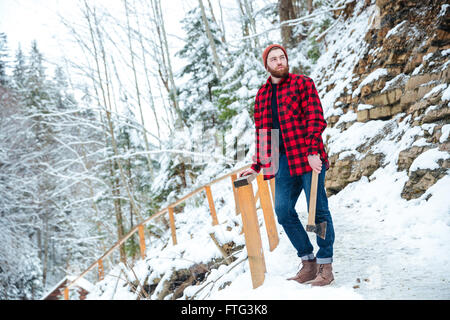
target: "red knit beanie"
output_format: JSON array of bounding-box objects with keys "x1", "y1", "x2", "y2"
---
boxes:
[{"x1": 262, "y1": 44, "x2": 288, "y2": 69}]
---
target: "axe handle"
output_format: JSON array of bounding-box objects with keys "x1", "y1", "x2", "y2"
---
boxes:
[{"x1": 307, "y1": 170, "x2": 319, "y2": 226}]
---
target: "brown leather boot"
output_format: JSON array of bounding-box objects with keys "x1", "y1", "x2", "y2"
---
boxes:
[
  {"x1": 310, "y1": 263, "x2": 334, "y2": 286},
  {"x1": 287, "y1": 258, "x2": 318, "y2": 284}
]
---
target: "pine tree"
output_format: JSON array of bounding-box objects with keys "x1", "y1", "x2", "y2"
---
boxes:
[
  {"x1": 51, "y1": 65, "x2": 76, "y2": 110},
  {"x1": 176, "y1": 6, "x2": 228, "y2": 130},
  {"x1": 25, "y1": 41, "x2": 50, "y2": 112},
  {"x1": 0, "y1": 33, "x2": 8, "y2": 86},
  {"x1": 13, "y1": 45, "x2": 26, "y2": 90},
  {"x1": 215, "y1": 46, "x2": 266, "y2": 130}
]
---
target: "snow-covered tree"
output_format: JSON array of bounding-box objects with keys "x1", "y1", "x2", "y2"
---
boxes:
[
  {"x1": 0, "y1": 33, "x2": 8, "y2": 86},
  {"x1": 176, "y1": 5, "x2": 228, "y2": 130}
]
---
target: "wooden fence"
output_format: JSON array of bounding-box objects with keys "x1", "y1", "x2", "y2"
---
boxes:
[{"x1": 64, "y1": 164, "x2": 278, "y2": 299}]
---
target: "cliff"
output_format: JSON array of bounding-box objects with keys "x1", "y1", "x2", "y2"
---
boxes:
[{"x1": 313, "y1": 0, "x2": 449, "y2": 199}]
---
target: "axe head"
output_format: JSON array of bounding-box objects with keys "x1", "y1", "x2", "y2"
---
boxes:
[
  {"x1": 306, "y1": 221, "x2": 327, "y2": 240},
  {"x1": 233, "y1": 173, "x2": 257, "y2": 188}
]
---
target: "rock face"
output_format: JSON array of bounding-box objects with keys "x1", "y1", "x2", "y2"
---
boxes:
[{"x1": 321, "y1": 0, "x2": 449, "y2": 199}]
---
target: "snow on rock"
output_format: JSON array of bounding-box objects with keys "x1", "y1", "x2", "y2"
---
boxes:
[
  {"x1": 409, "y1": 148, "x2": 450, "y2": 171},
  {"x1": 353, "y1": 68, "x2": 388, "y2": 98},
  {"x1": 385, "y1": 21, "x2": 407, "y2": 39},
  {"x1": 334, "y1": 110, "x2": 357, "y2": 127},
  {"x1": 441, "y1": 84, "x2": 450, "y2": 101},
  {"x1": 357, "y1": 103, "x2": 375, "y2": 111},
  {"x1": 326, "y1": 120, "x2": 387, "y2": 158},
  {"x1": 381, "y1": 73, "x2": 409, "y2": 93},
  {"x1": 423, "y1": 83, "x2": 447, "y2": 100},
  {"x1": 440, "y1": 124, "x2": 450, "y2": 143}
]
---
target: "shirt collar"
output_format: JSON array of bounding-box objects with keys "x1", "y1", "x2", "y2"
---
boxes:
[{"x1": 264, "y1": 73, "x2": 291, "y2": 89}]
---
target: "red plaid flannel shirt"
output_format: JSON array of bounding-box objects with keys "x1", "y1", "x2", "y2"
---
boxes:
[{"x1": 250, "y1": 73, "x2": 329, "y2": 180}]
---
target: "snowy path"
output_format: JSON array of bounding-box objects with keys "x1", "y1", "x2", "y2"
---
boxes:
[
  {"x1": 330, "y1": 177, "x2": 449, "y2": 299},
  {"x1": 203, "y1": 167, "x2": 450, "y2": 300}
]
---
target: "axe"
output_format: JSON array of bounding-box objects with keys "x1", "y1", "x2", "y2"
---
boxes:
[
  {"x1": 233, "y1": 172, "x2": 257, "y2": 188},
  {"x1": 306, "y1": 170, "x2": 327, "y2": 240}
]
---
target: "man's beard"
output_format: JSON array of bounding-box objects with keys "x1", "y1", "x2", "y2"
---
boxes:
[{"x1": 267, "y1": 64, "x2": 289, "y2": 78}]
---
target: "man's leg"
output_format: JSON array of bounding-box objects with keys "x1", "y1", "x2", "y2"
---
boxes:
[
  {"x1": 301, "y1": 164, "x2": 335, "y2": 286},
  {"x1": 300, "y1": 163, "x2": 335, "y2": 263},
  {"x1": 274, "y1": 154, "x2": 314, "y2": 260}
]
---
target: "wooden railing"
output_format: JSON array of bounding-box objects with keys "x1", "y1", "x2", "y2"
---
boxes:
[{"x1": 64, "y1": 164, "x2": 278, "y2": 299}]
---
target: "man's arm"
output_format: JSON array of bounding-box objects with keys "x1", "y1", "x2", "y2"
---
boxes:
[
  {"x1": 300, "y1": 77, "x2": 327, "y2": 174},
  {"x1": 301, "y1": 77, "x2": 327, "y2": 157}
]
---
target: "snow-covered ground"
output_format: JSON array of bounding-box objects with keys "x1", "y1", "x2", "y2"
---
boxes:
[{"x1": 84, "y1": 146, "x2": 449, "y2": 300}]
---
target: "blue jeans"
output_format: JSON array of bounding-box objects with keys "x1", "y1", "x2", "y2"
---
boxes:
[{"x1": 274, "y1": 153, "x2": 335, "y2": 264}]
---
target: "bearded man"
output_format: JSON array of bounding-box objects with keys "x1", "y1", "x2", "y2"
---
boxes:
[{"x1": 239, "y1": 44, "x2": 335, "y2": 286}]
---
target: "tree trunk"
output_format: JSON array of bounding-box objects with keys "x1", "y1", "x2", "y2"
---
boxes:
[
  {"x1": 217, "y1": 0, "x2": 227, "y2": 44},
  {"x1": 83, "y1": 0, "x2": 145, "y2": 263},
  {"x1": 135, "y1": 0, "x2": 162, "y2": 148},
  {"x1": 109, "y1": 158, "x2": 127, "y2": 263},
  {"x1": 243, "y1": 0, "x2": 261, "y2": 52},
  {"x1": 123, "y1": 0, "x2": 155, "y2": 178},
  {"x1": 279, "y1": 0, "x2": 296, "y2": 48},
  {"x1": 42, "y1": 217, "x2": 48, "y2": 287},
  {"x1": 236, "y1": 0, "x2": 250, "y2": 41},
  {"x1": 151, "y1": 0, "x2": 184, "y2": 128},
  {"x1": 198, "y1": 0, "x2": 223, "y2": 79},
  {"x1": 207, "y1": 0, "x2": 226, "y2": 44},
  {"x1": 306, "y1": 0, "x2": 313, "y2": 14}
]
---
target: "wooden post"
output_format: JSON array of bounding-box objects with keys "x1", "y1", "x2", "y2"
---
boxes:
[
  {"x1": 269, "y1": 178, "x2": 275, "y2": 204},
  {"x1": 234, "y1": 175, "x2": 266, "y2": 289},
  {"x1": 256, "y1": 174, "x2": 279, "y2": 251},
  {"x1": 168, "y1": 206, "x2": 177, "y2": 245},
  {"x1": 98, "y1": 259, "x2": 104, "y2": 281},
  {"x1": 204, "y1": 185, "x2": 219, "y2": 225},
  {"x1": 230, "y1": 174, "x2": 240, "y2": 215},
  {"x1": 254, "y1": 188, "x2": 260, "y2": 206},
  {"x1": 138, "y1": 224, "x2": 146, "y2": 259},
  {"x1": 64, "y1": 287, "x2": 69, "y2": 300}
]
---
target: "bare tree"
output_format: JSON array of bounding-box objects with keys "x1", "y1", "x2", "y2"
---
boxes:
[
  {"x1": 243, "y1": 0, "x2": 261, "y2": 52},
  {"x1": 198, "y1": 0, "x2": 223, "y2": 79},
  {"x1": 134, "y1": 0, "x2": 162, "y2": 148},
  {"x1": 123, "y1": 0, "x2": 154, "y2": 178},
  {"x1": 150, "y1": 0, "x2": 184, "y2": 128}
]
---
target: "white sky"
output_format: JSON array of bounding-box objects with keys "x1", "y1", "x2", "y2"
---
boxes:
[
  {"x1": 0, "y1": 0, "x2": 258, "y2": 64},
  {"x1": 0, "y1": 0, "x2": 194, "y2": 65},
  {"x1": 1, "y1": 0, "x2": 69, "y2": 59}
]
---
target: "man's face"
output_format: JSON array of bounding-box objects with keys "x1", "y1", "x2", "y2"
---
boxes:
[{"x1": 266, "y1": 48, "x2": 289, "y2": 78}]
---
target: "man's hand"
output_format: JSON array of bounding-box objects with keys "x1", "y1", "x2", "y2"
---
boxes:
[
  {"x1": 239, "y1": 167, "x2": 257, "y2": 178},
  {"x1": 307, "y1": 154, "x2": 322, "y2": 174}
]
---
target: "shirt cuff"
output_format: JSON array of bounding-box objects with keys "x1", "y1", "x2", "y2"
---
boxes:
[{"x1": 251, "y1": 163, "x2": 261, "y2": 173}]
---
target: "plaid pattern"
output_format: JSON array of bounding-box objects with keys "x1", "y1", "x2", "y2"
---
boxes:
[{"x1": 251, "y1": 73, "x2": 329, "y2": 179}]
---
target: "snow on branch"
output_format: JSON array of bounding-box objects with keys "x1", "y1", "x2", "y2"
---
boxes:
[{"x1": 229, "y1": 4, "x2": 347, "y2": 43}]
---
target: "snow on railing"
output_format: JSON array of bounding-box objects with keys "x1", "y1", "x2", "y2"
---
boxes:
[{"x1": 64, "y1": 164, "x2": 278, "y2": 299}]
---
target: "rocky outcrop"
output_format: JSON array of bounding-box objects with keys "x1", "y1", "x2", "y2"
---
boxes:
[
  {"x1": 323, "y1": 0, "x2": 449, "y2": 199},
  {"x1": 397, "y1": 146, "x2": 432, "y2": 171},
  {"x1": 401, "y1": 166, "x2": 448, "y2": 200},
  {"x1": 326, "y1": 152, "x2": 384, "y2": 194}
]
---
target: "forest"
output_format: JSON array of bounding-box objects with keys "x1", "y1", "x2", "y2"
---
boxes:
[{"x1": 0, "y1": 0, "x2": 340, "y2": 299}]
